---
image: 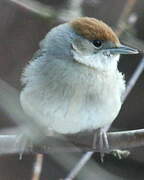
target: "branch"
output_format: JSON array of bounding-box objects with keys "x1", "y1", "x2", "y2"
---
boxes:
[
  {"x1": 0, "y1": 129, "x2": 144, "y2": 154},
  {"x1": 64, "y1": 151, "x2": 94, "y2": 180},
  {"x1": 8, "y1": 0, "x2": 56, "y2": 18},
  {"x1": 31, "y1": 154, "x2": 43, "y2": 180},
  {"x1": 123, "y1": 58, "x2": 144, "y2": 101},
  {"x1": 8, "y1": 0, "x2": 85, "y2": 21}
]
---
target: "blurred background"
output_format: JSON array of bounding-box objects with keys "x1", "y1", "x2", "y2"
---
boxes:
[{"x1": 0, "y1": 0, "x2": 144, "y2": 179}]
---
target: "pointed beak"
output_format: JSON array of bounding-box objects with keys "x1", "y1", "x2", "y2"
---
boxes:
[{"x1": 108, "y1": 44, "x2": 139, "y2": 55}]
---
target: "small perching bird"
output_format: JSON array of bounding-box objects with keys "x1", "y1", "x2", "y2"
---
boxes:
[{"x1": 20, "y1": 17, "x2": 138, "y2": 149}]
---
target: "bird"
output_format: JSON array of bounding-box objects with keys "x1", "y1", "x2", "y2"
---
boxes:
[{"x1": 20, "y1": 17, "x2": 138, "y2": 151}]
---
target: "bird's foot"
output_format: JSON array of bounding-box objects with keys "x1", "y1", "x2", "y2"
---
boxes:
[
  {"x1": 111, "y1": 149, "x2": 130, "y2": 159},
  {"x1": 92, "y1": 128, "x2": 109, "y2": 162}
]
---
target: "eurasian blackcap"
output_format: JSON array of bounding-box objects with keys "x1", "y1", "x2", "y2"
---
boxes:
[{"x1": 20, "y1": 17, "x2": 138, "y2": 147}]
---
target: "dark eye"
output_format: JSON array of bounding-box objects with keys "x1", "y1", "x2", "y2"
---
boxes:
[{"x1": 92, "y1": 40, "x2": 102, "y2": 48}]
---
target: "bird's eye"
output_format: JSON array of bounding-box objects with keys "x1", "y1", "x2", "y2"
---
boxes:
[{"x1": 92, "y1": 40, "x2": 102, "y2": 48}]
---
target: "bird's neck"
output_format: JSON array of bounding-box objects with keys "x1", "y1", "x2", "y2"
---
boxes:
[{"x1": 72, "y1": 50, "x2": 120, "y2": 72}]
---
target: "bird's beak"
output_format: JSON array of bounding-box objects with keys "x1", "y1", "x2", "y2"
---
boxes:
[{"x1": 108, "y1": 44, "x2": 139, "y2": 55}]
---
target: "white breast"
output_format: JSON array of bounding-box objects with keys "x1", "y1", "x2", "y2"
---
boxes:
[{"x1": 20, "y1": 57, "x2": 125, "y2": 134}]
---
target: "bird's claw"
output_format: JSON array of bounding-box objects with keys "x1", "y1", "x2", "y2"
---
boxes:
[{"x1": 111, "y1": 149, "x2": 130, "y2": 159}]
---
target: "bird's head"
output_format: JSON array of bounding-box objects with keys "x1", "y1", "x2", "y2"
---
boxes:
[{"x1": 42, "y1": 17, "x2": 138, "y2": 71}]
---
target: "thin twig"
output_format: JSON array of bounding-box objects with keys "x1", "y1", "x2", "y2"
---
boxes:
[
  {"x1": 123, "y1": 58, "x2": 144, "y2": 101},
  {"x1": 64, "y1": 152, "x2": 93, "y2": 180},
  {"x1": 8, "y1": 0, "x2": 56, "y2": 18},
  {"x1": 32, "y1": 154, "x2": 43, "y2": 180},
  {"x1": 8, "y1": 0, "x2": 85, "y2": 22}
]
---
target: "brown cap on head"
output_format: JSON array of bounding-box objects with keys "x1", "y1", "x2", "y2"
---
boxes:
[{"x1": 70, "y1": 17, "x2": 120, "y2": 44}]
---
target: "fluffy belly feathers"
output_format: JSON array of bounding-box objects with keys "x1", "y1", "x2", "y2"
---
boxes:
[{"x1": 20, "y1": 72, "x2": 123, "y2": 134}]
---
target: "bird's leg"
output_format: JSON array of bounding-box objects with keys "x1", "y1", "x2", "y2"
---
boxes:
[
  {"x1": 15, "y1": 134, "x2": 32, "y2": 160},
  {"x1": 92, "y1": 125, "x2": 111, "y2": 162}
]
